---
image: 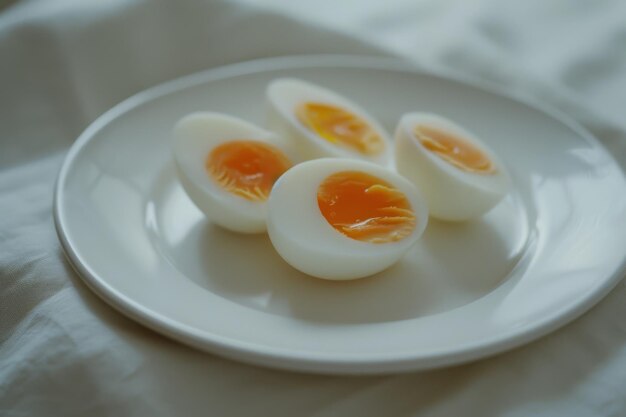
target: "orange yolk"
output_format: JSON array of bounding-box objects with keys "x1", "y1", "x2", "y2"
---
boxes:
[
  {"x1": 317, "y1": 171, "x2": 416, "y2": 244},
  {"x1": 296, "y1": 102, "x2": 384, "y2": 155},
  {"x1": 415, "y1": 125, "x2": 495, "y2": 174},
  {"x1": 206, "y1": 140, "x2": 292, "y2": 201}
]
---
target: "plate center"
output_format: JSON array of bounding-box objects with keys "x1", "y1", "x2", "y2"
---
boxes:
[{"x1": 149, "y1": 164, "x2": 530, "y2": 324}]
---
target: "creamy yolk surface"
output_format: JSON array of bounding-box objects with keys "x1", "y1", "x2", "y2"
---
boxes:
[
  {"x1": 415, "y1": 125, "x2": 495, "y2": 174},
  {"x1": 296, "y1": 102, "x2": 384, "y2": 155},
  {"x1": 317, "y1": 171, "x2": 415, "y2": 243},
  {"x1": 206, "y1": 140, "x2": 292, "y2": 201}
]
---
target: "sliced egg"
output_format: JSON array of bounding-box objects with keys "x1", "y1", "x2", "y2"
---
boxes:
[
  {"x1": 267, "y1": 158, "x2": 428, "y2": 280},
  {"x1": 172, "y1": 112, "x2": 295, "y2": 233},
  {"x1": 394, "y1": 113, "x2": 510, "y2": 221},
  {"x1": 266, "y1": 78, "x2": 392, "y2": 165}
]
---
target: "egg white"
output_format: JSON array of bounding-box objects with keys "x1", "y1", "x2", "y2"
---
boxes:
[
  {"x1": 267, "y1": 158, "x2": 429, "y2": 280},
  {"x1": 172, "y1": 112, "x2": 296, "y2": 233},
  {"x1": 266, "y1": 78, "x2": 392, "y2": 166},
  {"x1": 394, "y1": 112, "x2": 510, "y2": 221}
]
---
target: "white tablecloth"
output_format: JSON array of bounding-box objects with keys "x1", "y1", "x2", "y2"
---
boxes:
[{"x1": 2, "y1": 0, "x2": 626, "y2": 415}]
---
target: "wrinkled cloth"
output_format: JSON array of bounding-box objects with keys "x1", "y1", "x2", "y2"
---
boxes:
[{"x1": 1, "y1": 0, "x2": 626, "y2": 416}]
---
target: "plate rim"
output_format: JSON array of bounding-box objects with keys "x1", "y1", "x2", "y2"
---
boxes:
[{"x1": 53, "y1": 54, "x2": 626, "y2": 374}]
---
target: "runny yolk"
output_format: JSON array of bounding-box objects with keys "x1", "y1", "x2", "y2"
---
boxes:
[
  {"x1": 206, "y1": 140, "x2": 292, "y2": 202},
  {"x1": 414, "y1": 124, "x2": 495, "y2": 174},
  {"x1": 296, "y1": 102, "x2": 385, "y2": 156},
  {"x1": 317, "y1": 171, "x2": 416, "y2": 244}
]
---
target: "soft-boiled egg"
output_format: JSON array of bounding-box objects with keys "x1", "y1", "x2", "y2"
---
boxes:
[
  {"x1": 172, "y1": 112, "x2": 295, "y2": 233},
  {"x1": 267, "y1": 158, "x2": 428, "y2": 280},
  {"x1": 266, "y1": 78, "x2": 392, "y2": 165},
  {"x1": 394, "y1": 113, "x2": 510, "y2": 221}
]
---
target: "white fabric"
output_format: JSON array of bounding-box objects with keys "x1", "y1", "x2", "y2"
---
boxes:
[{"x1": 1, "y1": 0, "x2": 626, "y2": 415}]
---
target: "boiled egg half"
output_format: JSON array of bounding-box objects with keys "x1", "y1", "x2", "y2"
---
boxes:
[
  {"x1": 266, "y1": 78, "x2": 392, "y2": 165},
  {"x1": 394, "y1": 113, "x2": 510, "y2": 221},
  {"x1": 172, "y1": 112, "x2": 295, "y2": 233},
  {"x1": 267, "y1": 158, "x2": 428, "y2": 280}
]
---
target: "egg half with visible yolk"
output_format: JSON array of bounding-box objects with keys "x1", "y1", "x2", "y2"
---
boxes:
[
  {"x1": 394, "y1": 113, "x2": 510, "y2": 221},
  {"x1": 172, "y1": 112, "x2": 295, "y2": 233},
  {"x1": 266, "y1": 78, "x2": 392, "y2": 166},
  {"x1": 267, "y1": 158, "x2": 428, "y2": 280}
]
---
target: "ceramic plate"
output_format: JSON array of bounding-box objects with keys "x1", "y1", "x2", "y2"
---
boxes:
[{"x1": 54, "y1": 55, "x2": 626, "y2": 374}]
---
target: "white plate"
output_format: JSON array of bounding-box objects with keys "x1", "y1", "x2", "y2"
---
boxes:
[{"x1": 54, "y1": 55, "x2": 626, "y2": 374}]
